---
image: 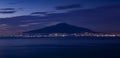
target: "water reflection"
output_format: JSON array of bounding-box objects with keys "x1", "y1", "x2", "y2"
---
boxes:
[{"x1": 0, "y1": 37, "x2": 120, "y2": 58}]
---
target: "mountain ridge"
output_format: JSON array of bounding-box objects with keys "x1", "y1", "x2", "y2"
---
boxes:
[{"x1": 25, "y1": 23, "x2": 95, "y2": 34}]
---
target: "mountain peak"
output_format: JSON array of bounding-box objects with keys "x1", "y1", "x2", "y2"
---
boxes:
[
  {"x1": 56, "y1": 23, "x2": 69, "y2": 25},
  {"x1": 54, "y1": 23, "x2": 72, "y2": 27}
]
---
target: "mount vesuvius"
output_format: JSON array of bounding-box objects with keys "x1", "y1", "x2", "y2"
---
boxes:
[{"x1": 25, "y1": 23, "x2": 95, "y2": 34}]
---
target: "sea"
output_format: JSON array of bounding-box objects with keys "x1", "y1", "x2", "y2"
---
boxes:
[{"x1": 0, "y1": 37, "x2": 120, "y2": 58}]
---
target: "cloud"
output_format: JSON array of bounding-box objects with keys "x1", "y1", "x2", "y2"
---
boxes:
[
  {"x1": 0, "y1": 8, "x2": 15, "y2": 10},
  {"x1": 31, "y1": 12, "x2": 48, "y2": 14},
  {"x1": 55, "y1": 4, "x2": 81, "y2": 10},
  {"x1": 0, "y1": 11, "x2": 16, "y2": 14},
  {"x1": 19, "y1": 22, "x2": 40, "y2": 27},
  {"x1": 8, "y1": 1, "x2": 25, "y2": 5},
  {"x1": 0, "y1": 8, "x2": 16, "y2": 14},
  {"x1": 31, "y1": 12, "x2": 48, "y2": 16},
  {"x1": 0, "y1": 24, "x2": 9, "y2": 31}
]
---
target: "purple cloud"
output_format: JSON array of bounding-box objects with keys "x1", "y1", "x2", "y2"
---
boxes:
[
  {"x1": 0, "y1": 8, "x2": 16, "y2": 14},
  {"x1": 31, "y1": 12, "x2": 48, "y2": 15},
  {"x1": 55, "y1": 4, "x2": 81, "y2": 10}
]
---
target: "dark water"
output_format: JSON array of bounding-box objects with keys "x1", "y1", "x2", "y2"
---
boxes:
[{"x1": 0, "y1": 37, "x2": 120, "y2": 58}]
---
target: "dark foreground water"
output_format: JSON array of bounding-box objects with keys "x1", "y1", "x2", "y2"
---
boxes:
[{"x1": 0, "y1": 37, "x2": 120, "y2": 58}]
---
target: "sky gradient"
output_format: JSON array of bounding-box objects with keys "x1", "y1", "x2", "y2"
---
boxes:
[{"x1": 0, "y1": 0, "x2": 120, "y2": 33}]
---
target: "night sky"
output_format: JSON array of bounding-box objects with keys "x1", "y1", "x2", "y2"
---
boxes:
[{"x1": 0, "y1": 0, "x2": 120, "y2": 33}]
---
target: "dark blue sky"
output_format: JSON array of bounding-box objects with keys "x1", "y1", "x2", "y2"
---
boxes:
[
  {"x1": 0, "y1": 0, "x2": 120, "y2": 17},
  {"x1": 0, "y1": 0, "x2": 120, "y2": 33}
]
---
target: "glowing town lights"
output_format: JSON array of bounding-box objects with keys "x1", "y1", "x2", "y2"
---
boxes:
[{"x1": 0, "y1": 33, "x2": 120, "y2": 38}]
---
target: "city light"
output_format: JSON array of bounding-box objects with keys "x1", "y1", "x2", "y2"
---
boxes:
[{"x1": 0, "y1": 33, "x2": 120, "y2": 38}]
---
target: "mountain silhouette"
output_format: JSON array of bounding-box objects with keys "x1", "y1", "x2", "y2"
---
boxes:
[{"x1": 25, "y1": 23, "x2": 95, "y2": 33}]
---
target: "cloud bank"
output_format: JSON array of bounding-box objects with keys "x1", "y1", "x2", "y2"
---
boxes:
[{"x1": 55, "y1": 4, "x2": 81, "y2": 10}]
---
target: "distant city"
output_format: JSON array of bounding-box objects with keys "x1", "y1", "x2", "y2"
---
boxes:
[{"x1": 0, "y1": 32, "x2": 120, "y2": 38}]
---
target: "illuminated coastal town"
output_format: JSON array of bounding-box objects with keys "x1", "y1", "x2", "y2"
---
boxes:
[{"x1": 0, "y1": 33, "x2": 120, "y2": 38}]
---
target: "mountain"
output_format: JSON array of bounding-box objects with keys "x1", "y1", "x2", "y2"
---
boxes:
[{"x1": 25, "y1": 23, "x2": 95, "y2": 34}]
